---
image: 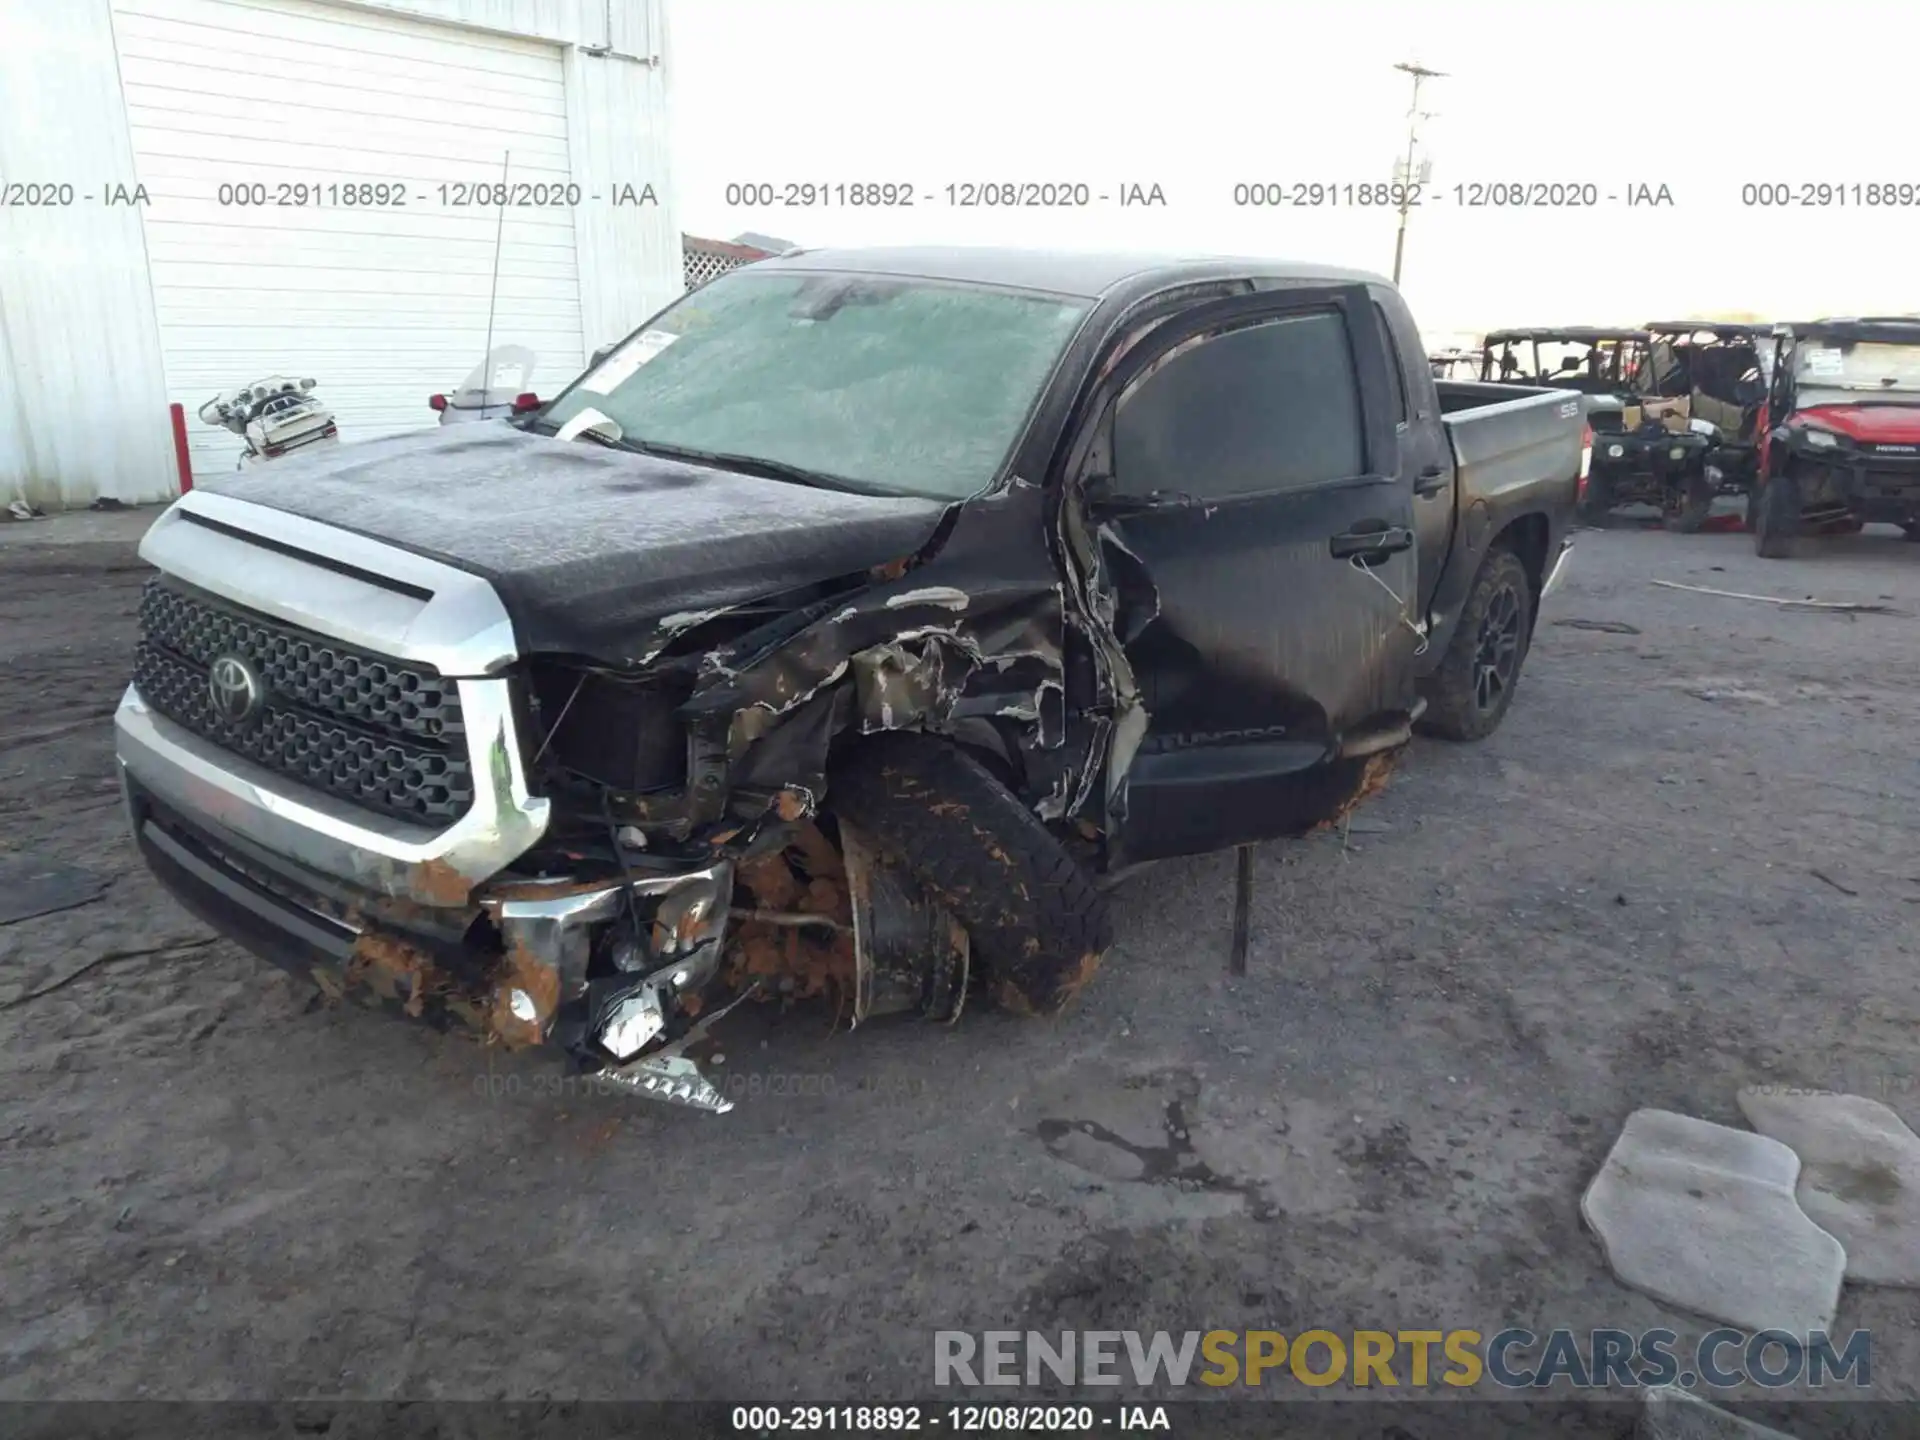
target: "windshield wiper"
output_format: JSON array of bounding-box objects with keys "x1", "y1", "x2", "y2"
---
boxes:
[{"x1": 620, "y1": 440, "x2": 884, "y2": 495}]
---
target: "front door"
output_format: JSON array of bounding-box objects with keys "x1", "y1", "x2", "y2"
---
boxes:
[{"x1": 1078, "y1": 286, "x2": 1420, "y2": 863}]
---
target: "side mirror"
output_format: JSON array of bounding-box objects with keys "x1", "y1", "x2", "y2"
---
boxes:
[
  {"x1": 198, "y1": 396, "x2": 223, "y2": 423},
  {"x1": 300, "y1": 378, "x2": 316, "y2": 390}
]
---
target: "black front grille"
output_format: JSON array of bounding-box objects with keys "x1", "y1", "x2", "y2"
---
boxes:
[{"x1": 133, "y1": 579, "x2": 473, "y2": 826}]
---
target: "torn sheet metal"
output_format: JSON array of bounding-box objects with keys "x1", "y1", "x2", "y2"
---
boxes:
[
  {"x1": 1055, "y1": 480, "x2": 1151, "y2": 824},
  {"x1": 680, "y1": 487, "x2": 1104, "y2": 822}
]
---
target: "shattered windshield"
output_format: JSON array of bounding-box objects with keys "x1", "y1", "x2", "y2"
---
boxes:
[
  {"x1": 538, "y1": 270, "x2": 1092, "y2": 500},
  {"x1": 1794, "y1": 341, "x2": 1920, "y2": 393}
]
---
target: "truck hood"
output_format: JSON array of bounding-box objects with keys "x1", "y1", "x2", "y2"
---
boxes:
[
  {"x1": 202, "y1": 424, "x2": 952, "y2": 664},
  {"x1": 1795, "y1": 401, "x2": 1920, "y2": 444}
]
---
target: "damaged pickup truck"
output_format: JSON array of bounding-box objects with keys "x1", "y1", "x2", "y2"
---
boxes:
[{"x1": 116, "y1": 248, "x2": 1583, "y2": 1112}]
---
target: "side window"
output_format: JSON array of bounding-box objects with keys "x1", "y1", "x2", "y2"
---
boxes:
[
  {"x1": 1372, "y1": 303, "x2": 1410, "y2": 424},
  {"x1": 1112, "y1": 310, "x2": 1365, "y2": 501}
]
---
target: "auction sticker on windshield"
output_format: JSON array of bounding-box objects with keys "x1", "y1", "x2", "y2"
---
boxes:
[
  {"x1": 581, "y1": 329, "x2": 678, "y2": 393},
  {"x1": 556, "y1": 405, "x2": 618, "y2": 441},
  {"x1": 1803, "y1": 347, "x2": 1845, "y2": 376}
]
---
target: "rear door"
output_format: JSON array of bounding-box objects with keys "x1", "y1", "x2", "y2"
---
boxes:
[
  {"x1": 1086, "y1": 286, "x2": 1421, "y2": 862},
  {"x1": 1369, "y1": 290, "x2": 1456, "y2": 613}
]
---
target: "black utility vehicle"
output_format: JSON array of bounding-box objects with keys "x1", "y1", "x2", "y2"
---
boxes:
[
  {"x1": 1481, "y1": 327, "x2": 1715, "y2": 530},
  {"x1": 1480, "y1": 327, "x2": 1646, "y2": 398},
  {"x1": 1636, "y1": 321, "x2": 1772, "y2": 523}
]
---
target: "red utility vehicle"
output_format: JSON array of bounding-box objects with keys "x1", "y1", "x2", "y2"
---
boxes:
[{"x1": 1750, "y1": 318, "x2": 1920, "y2": 557}]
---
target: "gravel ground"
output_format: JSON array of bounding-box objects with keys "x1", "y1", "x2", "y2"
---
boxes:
[{"x1": 3, "y1": 506, "x2": 1918, "y2": 1420}]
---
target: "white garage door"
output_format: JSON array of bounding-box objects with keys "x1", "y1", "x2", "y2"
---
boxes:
[{"x1": 113, "y1": 0, "x2": 585, "y2": 479}]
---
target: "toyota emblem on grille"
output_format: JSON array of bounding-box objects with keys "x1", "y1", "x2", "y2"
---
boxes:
[{"x1": 207, "y1": 654, "x2": 264, "y2": 724}]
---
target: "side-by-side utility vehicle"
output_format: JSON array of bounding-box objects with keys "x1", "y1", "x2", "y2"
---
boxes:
[
  {"x1": 1750, "y1": 317, "x2": 1920, "y2": 557},
  {"x1": 1482, "y1": 327, "x2": 1716, "y2": 530},
  {"x1": 1635, "y1": 321, "x2": 1772, "y2": 523},
  {"x1": 116, "y1": 249, "x2": 1583, "y2": 1112},
  {"x1": 1480, "y1": 327, "x2": 1646, "y2": 399}
]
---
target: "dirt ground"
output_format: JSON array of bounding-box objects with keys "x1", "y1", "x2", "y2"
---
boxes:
[{"x1": 3, "y1": 505, "x2": 1919, "y2": 1417}]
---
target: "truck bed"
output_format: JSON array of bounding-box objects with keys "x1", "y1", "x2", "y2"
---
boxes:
[{"x1": 1434, "y1": 379, "x2": 1586, "y2": 507}]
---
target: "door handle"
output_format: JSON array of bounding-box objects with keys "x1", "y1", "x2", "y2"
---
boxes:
[
  {"x1": 1414, "y1": 465, "x2": 1450, "y2": 497},
  {"x1": 1330, "y1": 525, "x2": 1415, "y2": 559}
]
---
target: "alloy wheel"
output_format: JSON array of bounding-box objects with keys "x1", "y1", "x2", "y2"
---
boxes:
[{"x1": 1473, "y1": 584, "x2": 1522, "y2": 713}]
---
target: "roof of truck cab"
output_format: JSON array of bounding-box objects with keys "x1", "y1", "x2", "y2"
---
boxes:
[{"x1": 747, "y1": 246, "x2": 1389, "y2": 299}]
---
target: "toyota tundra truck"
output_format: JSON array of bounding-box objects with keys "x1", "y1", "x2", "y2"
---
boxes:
[{"x1": 116, "y1": 248, "x2": 1583, "y2": 1112}]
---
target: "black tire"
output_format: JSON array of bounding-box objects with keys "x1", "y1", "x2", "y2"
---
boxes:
[
  {"x1": 1415, "y1": 546, "x2": 1534, "y2": 743},
  {"x1": 1904, "y1": 523, "x2": 1920, "y2": 542},
  {"x1": 1663, "y1": 471, "x2": 1716, "y2": 533},
  {"x1": 827, "y1": 732, "x2": 1113, "y2": 1015},
  {"x1": 1577, "y1": 468, "x2": 1615, "y2": 525},
  {"x1": 1753, "y1": 473, "x2": 1801, "y2": 559}
]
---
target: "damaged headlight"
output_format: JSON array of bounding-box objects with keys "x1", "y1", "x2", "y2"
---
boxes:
[
  {"x1": 595, "y1": 884, "x2": 732, "y2": 1060},
  {"x1": 598, "y1": 985, "x2": 668, "y2": 1059},
  {"x1": 482, "y1": 861, "x2": 734, "y2": 1059}
]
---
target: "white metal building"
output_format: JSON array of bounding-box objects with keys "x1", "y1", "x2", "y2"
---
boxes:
[{"x1": 0, "y1": 0, "x2": 680, "y2": 507}]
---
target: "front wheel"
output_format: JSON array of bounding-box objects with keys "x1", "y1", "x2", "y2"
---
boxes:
[
  {"x1": 1416, "y1": 546, "x2": 1535, "y2": 743},
  {"x1": 1578, "y1": 468, "x2": 1616, "y2": 525},
  {"x1": 828, "y1": 733, "x2": 1113, "y2": 1016},
  {"x1": 1664, "y1": 471, "x2": 1716, "y2": 533},
  {"x1": 1753, "y1": 474, "x2": 1802, "y2": 559}
]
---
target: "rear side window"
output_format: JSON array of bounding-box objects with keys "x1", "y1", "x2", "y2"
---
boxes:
[{"x1": 1112, "y1": 310, "x2": 1365, "y2": 500}]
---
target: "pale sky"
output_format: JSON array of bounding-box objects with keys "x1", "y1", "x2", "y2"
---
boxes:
[{"x1": 667, "y1": 0, "x2": 1919, "y2": 344}]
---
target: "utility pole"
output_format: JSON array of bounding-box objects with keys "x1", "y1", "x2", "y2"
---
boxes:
[{"x1": 1390, "y1": 61, "x2": 1444, "y2": 286}]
